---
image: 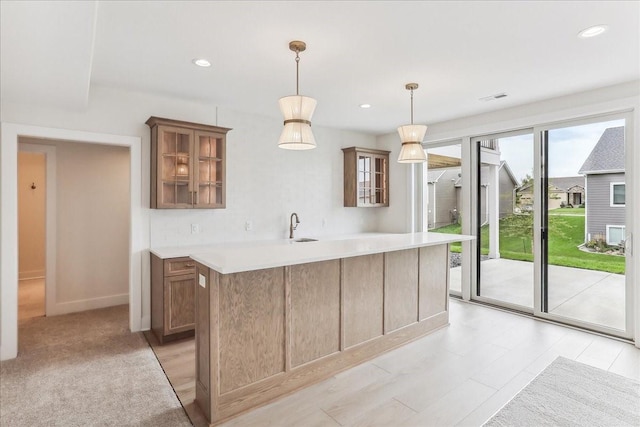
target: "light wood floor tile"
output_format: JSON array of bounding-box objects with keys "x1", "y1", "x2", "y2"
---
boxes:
[
  {"x1": 471, "y1": 327, "x2": 566, "y2": 390},
  {"x1": 403, "y1": 379, "x2": 496, "y2": 426},
  {"x1": 575, "y1": 336, "x2": 625, "y2": 370},
  {"x1": 349, "y1": 399, "x2": 417, "y2": 427},
  {"x1": 455, "y1": 370, "x2": 537, "y2": 426},
  {"x1": 146, "y1": 299, "x2": 640, "y2": 427},
  {"x1": 608, "y1": 343, "x2": 640, "y2": 381},
  {"x1": 523, "y1": 330, "x2": 594, "y2": 375}
]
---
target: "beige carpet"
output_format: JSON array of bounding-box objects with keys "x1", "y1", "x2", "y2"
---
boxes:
[
  {"x1": 0, "y1": 305, "x2": 192, "y2": 426},
  {"x1": 484, "y1": 356, "x2": 640, "y2": 426}
]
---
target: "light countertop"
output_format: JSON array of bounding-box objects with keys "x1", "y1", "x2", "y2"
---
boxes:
[{"x1": 183, "y1": 232, "x2": 473, "y2": 274}]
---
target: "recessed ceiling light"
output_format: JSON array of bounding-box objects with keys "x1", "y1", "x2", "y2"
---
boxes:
[
  {"x1": 192, "y1": 58, "x2": 211, "y2": 67},
  {"x1": 360, "y1": 104, "x2": 372, "y2": 109},
  {"x1": 578, "y1": 25, "x2": 608, "y2": 38}
]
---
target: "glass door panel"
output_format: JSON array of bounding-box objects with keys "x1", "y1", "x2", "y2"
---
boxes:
[
  {"x1": 196, "y1": 133, "x2": 223, "y2": 207},
  {"x1": 358, "y1": 155, "x2": 372, "y2": 205},
  {"x1": 160, "y1": 128, "x2": 192, "y2": 206},
  {"x1": 475, "y1": 132, "x2": 534, "y2": 310},
  {"x1": 425, "y1": 143, "x2": 465, "y2": 296},
  {"x1": 543, "y1": 118, "x2": 628, "y2": 333}
]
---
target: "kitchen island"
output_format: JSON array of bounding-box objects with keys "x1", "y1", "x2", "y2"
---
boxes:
[{"x1": 190, "y1": 232, "x2": 473, "y2": 425}]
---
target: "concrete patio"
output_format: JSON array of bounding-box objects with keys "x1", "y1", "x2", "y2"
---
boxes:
[{"x1": 450, "y1": 258, "x2": 625, "y2": 331}]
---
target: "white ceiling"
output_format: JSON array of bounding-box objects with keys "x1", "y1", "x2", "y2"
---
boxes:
[{"x1": 1, "y1": 1, "x2": 638, "y2": 134}]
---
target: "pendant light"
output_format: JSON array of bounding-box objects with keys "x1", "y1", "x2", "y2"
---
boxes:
[
  {"x1": 397, "y1": 83, "x2": 427, "y2": 163},
  {"x1": 278, "y1": 41, "x2": 317, "y2": 150}
]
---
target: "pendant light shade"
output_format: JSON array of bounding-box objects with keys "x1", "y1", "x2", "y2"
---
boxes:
[
  {"x1": 397, "y1": 83, "x2": 427, "y2": 163},
  {"x1": 278, "y1": 95, "x2": 317, "y2": 149},
  {"x1": 279, "y1": 41, "x2": 317, "y2": 150}
]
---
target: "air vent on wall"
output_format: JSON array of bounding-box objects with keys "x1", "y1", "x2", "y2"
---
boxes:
[{"x1": 479, "y1": 93, "x2": 508, "y2": 102}]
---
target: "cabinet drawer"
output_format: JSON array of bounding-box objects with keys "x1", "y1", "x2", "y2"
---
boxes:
[{"x1": 164, "y1": 257, "x2": 196, "y2": 276}]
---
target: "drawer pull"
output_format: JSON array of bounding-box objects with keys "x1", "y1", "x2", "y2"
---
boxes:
[{"x1": 185, "y1": 263, "x2": 195, "y2": 268}]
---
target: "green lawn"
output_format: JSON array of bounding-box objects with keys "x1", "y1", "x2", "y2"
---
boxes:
[
  {"x1": 431, "y1": 213, "x2": 625, "y2": 274},
  {"x1": 549, "y1": 207, "x2": 585, "y2": 216}
]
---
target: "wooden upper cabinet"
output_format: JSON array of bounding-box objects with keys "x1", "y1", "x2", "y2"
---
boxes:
[
  {"x1": 147, "y1": 117, "x2": 231, "y2": 209},
  {"x1": 342, "y1": 147, "x2": 390, "y2": 207}
]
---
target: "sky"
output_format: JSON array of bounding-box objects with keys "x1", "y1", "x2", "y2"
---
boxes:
[
  {"x1": 501, "y1": 118, "x2": 624, "y2": 182},
  {"x1": 427, "y1": 118, "x2": 625, "y2": 185}
]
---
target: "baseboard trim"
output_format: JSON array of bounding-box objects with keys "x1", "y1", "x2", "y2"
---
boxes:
[
  {"x1": 48, "y1": 293, "x2": 129, "y2": 316},
  {"x1": 140, "y1": 314, "x2": 151, "y2": 332},
  {"x1": 19, "y1": 270, "x2": 45, "y2": 280}
]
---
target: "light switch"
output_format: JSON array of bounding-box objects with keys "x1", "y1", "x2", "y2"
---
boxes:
[{"x1": 199, "y1": 273, "x2": 206, "y2": 288}]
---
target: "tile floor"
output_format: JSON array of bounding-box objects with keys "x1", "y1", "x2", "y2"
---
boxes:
[{"x1": 217, "y1": 299, "x2": 639, "y2": 427}]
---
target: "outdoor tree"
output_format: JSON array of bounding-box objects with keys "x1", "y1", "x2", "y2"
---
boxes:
[{"x1": 500, "y1": 213, "x2": 534, "y2": 253}]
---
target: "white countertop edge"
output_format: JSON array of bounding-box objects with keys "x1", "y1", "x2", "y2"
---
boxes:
[
  {"x1": 189, "y1": 232, "x2": 474, "y2": 274},
  {"x1": 149, "y1": 232, "x2": 391, "y2": 259}
]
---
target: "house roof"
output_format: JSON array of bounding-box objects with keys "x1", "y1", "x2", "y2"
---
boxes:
[
  {"x1": 548, "y1": 176, "x2": 585, "y2": 191},
  {"x1": 578, "y1": 127, "x2": 625, "y2": 174},
  {"x1": 426, "y1": 169, "x2": 450, "y2": 183},
  {"x1": 517, "y1": 176, "x2": 585, "y2": 193},
  {"x1": 428, "y1": 161, "x2": 518, "y2": 188}
]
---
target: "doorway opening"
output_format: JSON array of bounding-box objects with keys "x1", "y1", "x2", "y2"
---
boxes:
[
  {"x1": 18, "y1": 151, "x2": 46, "y2": 323},
  {"x1": 17, "y1": 138, "x2": 131, "y2": 336}
]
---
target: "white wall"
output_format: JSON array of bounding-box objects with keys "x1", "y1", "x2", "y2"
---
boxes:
[
  {"x1": 18, "y1": 152, "x2": 45, "y2": 279},
  {"x1": 1, "y1": 85, "x2": 379, "y2": 247},
  {"x1": 0, "y1": 84, "x2": 379, "y2": 359},
  {"x1": 151, "y1": 108, "x2": 379, "y2": 247}
]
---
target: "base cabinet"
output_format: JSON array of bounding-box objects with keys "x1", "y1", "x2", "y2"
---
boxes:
[{"x1": 151, "y1": 254, "x2": 196, "y2": 344}]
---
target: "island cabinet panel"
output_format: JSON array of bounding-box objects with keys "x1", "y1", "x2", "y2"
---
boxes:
[
  {"x1": 194, "y1": 238, "x2": 462, "y2": 425},
  {"x1": 384, "y1": 249, "x2": 419, "y2": 333},
  {"x1": 342, "y1": 254, "x2": 384, "y2": 348},
  {"x1": 218, "y1": 267, "x2": 286, "y2": 394},
  {"x1": 290, "y1": 260, "x2": 341, "y2": 367},
  {"x1": 419, "y1": 245, "x2": 450, "y2": 320},
  {"x1": 195, "y1": 264, "x2": 212, "y2": 422}
]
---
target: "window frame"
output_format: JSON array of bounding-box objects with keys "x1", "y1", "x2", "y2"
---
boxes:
[
  {"x1": 610, "y1": 182, "x2": 626, "y2": 207},
  {"x1": 606, "y1": 224, "x2": 626, "y2": 246}
]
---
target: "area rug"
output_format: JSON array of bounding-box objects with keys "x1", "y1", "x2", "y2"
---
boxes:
[
  {"x1": 0, "y1": 305, "x2": 192, "y2": 426},
  {"x1": 484, "y1": 356, "x2": 640, "y2": 426}
]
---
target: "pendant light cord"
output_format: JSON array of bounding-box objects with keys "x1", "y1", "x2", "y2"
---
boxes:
[
  {"x1": 410, "y1": 87, "x2": 414, "y2": 124},
  {"x1": 295, "y1": 50, "x2": 300, "y2": 95}
]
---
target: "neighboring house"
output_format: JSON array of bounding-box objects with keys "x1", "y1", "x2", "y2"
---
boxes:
[
  {"x1": 578, "y1": 126, "x2": 625, "y2": 245},
  {"x1": 517, "y1": 176, "x2": 585, "y2": 210},
  {"x1": 426, "y1": 161, "x2": 518, "y2": 229}
]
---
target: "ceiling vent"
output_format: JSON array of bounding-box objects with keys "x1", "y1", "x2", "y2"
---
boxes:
[{"x1": 479, "y1": 93, "x2": 508, "y2": 102}]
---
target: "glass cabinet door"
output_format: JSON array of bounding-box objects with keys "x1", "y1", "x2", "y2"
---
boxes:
[
  {"x1": 373, "y1": 155, "x2": 387, "y2": 205},
  {"x1": 358, "y1": 155, "x2": 372, "y2": 205},
  {"x1": 195, "y1": 131, "x2": 224, "y2": 208},
  {"x1": 159, "y1": 126, "x2": 193, "y2": 207},
  {"x1": 342, "y1": 146, "x2": 389, "y2": 208},
  {"x1": 357, "y1": 153, "x2": 387, "y2": 206}
]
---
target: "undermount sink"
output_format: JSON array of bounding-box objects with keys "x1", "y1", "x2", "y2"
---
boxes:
[{"x1": 293, "y1": 238, "x2": 318, "y2": 243}]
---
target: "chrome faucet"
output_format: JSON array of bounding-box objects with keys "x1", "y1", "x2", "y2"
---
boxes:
[{"x1": 289, "y1": 213, "x2": 300, "y2": 239}]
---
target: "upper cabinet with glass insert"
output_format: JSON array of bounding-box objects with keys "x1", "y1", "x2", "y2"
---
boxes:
[
  {"x1": 342, "y1": 147, "x2": 390, "y2": 207},
  {"x1": 147, "y1": 117, "x2": 231, "y2": 209}
]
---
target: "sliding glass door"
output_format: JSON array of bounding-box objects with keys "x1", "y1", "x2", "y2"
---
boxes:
[
  {"x1": 471, "y1": 113, "x2": 633, "y2": 339},
  {"x1": 540, "y1": 116, "x2": 632, "y2": 338},
  {"x1": 472, "y1": 130, "x2": 535, "y2": 312}
]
